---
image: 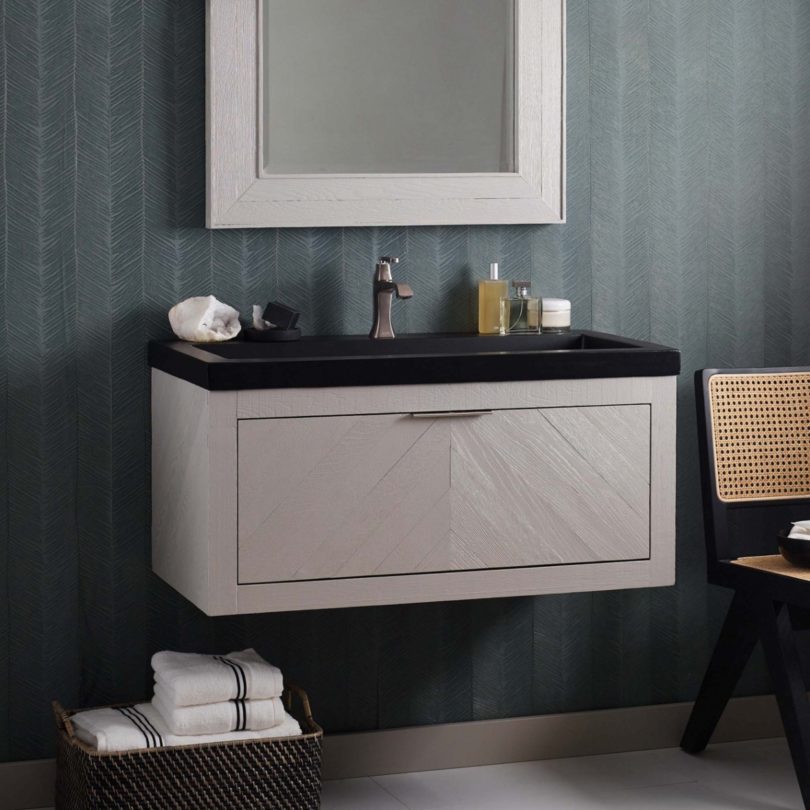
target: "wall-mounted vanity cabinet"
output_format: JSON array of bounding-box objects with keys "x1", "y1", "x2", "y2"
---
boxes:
[
  {"x1": 206, "y1": 0, "x2": 565, "y2": 227},
  {"x1": 149, "y1": 333, "x2": 679, "y2": 615}
]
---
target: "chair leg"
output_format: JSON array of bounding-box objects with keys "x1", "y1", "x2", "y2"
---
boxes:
[
  {"x1": 680, "y1": 591, "x2": 758, "y2": 753},
  {"x1": 757, "y1": 598, "x2": 810, "y2": 810}
]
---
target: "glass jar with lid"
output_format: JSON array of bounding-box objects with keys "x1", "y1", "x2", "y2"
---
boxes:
[{"x1": 541, "y1": 298, "x2": 571, "y2": 333}]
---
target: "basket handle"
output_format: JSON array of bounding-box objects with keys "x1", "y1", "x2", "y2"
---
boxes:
[
  {"x1": 284, "y1": 683, "x2": 323, "y2": 735},
  {"x1": 52, "y1": 701, "x2": 76, "y2": 739}
]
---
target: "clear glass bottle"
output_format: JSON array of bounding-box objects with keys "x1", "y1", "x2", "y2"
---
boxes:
[{"x1": 500, "y1": 281, "x2": 540, "y2": 335}]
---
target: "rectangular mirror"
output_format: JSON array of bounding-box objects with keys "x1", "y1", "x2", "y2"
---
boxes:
[
  {"x1": 262, "y1": 0, "x2": 515, "y2": 175},
  {"x1": 207, "y1": 0, "x2": 564, "y2": 228}
]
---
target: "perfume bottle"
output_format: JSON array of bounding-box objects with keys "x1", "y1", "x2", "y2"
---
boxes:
[
  {"x1": 500, "y1": 281, "x2": 540, "y2": 335},
  {"x1": 478, "y1": 262, "x2": 509, "y2": 335}
]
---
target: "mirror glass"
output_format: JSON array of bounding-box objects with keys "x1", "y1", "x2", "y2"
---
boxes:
[{"x1": 262, "y1": 0, "x2": 515, "y2": 175}]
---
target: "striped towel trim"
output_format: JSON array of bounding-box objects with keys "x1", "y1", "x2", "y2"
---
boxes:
[
  {"x1": 214, "y1": 655, "x2": 248, "y2": 731},
  {"x1": 114, "y1": 706, "x2": 164, "y2": 748}
]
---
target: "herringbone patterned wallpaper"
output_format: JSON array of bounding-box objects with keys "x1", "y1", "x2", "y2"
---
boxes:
[{"x1": 0, "y1": 0, "x2": 809, "y2": 762}]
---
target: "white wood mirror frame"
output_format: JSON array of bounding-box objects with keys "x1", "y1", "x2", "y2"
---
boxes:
[{"x1": 206, "y1": 0, "x2": 565, "y2": 229}]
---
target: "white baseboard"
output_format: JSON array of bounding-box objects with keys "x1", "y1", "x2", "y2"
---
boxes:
[{"x1": 0, "y1": 694, "x2": 787, "y2": 810}]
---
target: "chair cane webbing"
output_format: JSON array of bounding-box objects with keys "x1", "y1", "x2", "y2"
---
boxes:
[{"x1": 709, "y1": 373, "x2": 810, "y2": 503}]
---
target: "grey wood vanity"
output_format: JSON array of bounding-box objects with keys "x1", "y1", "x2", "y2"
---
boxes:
[{"x1": 149, "y1": 332, "x2": 679, "y2": 615}]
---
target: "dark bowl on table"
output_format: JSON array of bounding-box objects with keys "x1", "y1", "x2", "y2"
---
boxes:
[{"x1": 777, "y1": 530, "x2": 810, "y2": 568}]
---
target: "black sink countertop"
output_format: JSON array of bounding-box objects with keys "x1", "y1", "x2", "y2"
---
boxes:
[{"x1": 148, "y1": 331, "x2": 680, "y2": 391}]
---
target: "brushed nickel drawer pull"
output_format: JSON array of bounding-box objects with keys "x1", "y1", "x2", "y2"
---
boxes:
[{"x1": 410, "y1": 410, "x2": 493, "y2": 419}]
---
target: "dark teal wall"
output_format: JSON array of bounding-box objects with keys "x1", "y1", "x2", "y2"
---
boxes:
[{"x1": 1, "y1": 0, "x2": 809, "y2": 762}]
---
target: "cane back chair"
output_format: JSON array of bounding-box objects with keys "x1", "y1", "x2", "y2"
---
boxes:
[{"x1": 682, "y1": 368, "x2": 810, "y2": 808}]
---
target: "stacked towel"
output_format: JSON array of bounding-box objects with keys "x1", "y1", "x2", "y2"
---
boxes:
[
  {"x1": 71, "y1": 702, "x2": 301, "y2": 753},
  {"x1": 152, "y1": 649, "x2": 284, "y2": 707},
  {"x1": 70, "y1": 648, "x2": 300, "y2": 753},
  {"x1": 152, "y1": 683, "x2": 286, "y2": 735},
  {"x1": 150, "y1": 648, "x2": 288, "y2": 736}
]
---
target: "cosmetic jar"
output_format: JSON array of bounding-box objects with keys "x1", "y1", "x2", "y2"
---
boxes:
[{"x1": 541, "y1": 298, "x2": 571, "y2": 333}]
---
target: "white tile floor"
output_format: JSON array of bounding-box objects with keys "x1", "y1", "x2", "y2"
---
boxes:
[
  {"x1": 319, "y1": 738, "x2": 803, "y2": 810},
  {"x1": 36, "y1": 738, "x2": 802, "y2": 810}
]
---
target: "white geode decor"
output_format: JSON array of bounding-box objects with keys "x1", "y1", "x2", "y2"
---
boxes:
[{"x1": 168, "y1": 295, "x2": 241, "y2": 342}]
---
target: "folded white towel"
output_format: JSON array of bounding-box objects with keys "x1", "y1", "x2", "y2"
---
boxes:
[
  {"x1": 71, "y1": 702, "x2": 302, "y2": 753},
  {"x1": 789, "y1": 520, "x2": 810, "y2": 539},
  {"x1": 151, "y1": 648, "x2": 284, "y2": 707},
  {"x1": 152, "y1": 683, "x2": 287, "y2": 735}
]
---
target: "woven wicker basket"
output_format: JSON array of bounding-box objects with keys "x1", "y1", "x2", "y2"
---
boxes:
[{"x1": 53, "y1": 685, "x2": 323, "y2": 810}]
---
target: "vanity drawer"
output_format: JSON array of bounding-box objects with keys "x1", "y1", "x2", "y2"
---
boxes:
[{"x1": 237, "y1": 405, "x2": 651, "y2": 584}]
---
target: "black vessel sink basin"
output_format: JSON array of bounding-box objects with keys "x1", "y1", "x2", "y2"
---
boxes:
[{"x1": 149, "y1": 331, "x2": 680, "y2": 391}]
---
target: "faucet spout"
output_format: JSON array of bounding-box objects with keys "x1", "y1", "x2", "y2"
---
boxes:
[
  {"x1": 393, "y1": 283, "x2": 413, "y2": 299},
  {"x1": 370, "y1": 256, "x2": 412, "y2": 339}
]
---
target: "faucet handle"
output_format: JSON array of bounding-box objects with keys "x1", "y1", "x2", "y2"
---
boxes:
[{"x1": 378, "y1": 256, "x2": 399, "y2": 265}]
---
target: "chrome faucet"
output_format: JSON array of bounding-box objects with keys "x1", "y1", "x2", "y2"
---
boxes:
[{"x1": 370, "y1": 256, "x2": 413, "y2": 339}]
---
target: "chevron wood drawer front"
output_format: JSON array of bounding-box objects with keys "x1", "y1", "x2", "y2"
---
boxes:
[
  {"x1": 237, "y1": 405, "x2": 651, "y2": 584},
  {"x1": 151, "y1": 371, "x2": 675, "y2": 614}
]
